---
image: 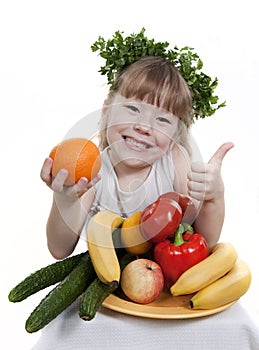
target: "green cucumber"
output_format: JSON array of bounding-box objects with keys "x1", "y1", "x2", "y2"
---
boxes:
[
  {"x1": 78, "y1": 254, "x2": 135, "y2": 321},
  {"x1": 8, "y1": 252, "x2": 86, "y2": 302},
  {"x1": 79, "y1": 278, "x2": 118, "y2": 321},
  {"x1": 25, "y1": 253, "x2": 96, "y2": 333}
]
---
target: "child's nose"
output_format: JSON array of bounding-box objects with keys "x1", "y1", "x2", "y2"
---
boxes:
[
  {"x1": 133, "y1": 115, "x2": 152, "y2": 134},
  {"x1": 133, "y1": 121, "x2": 152, "y2": 134}
]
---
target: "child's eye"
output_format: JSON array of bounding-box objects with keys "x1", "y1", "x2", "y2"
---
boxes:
[
  {"x1": 156, "y1": 116, "x2": 171, "y2": 124},
  {"x1": 125, "y1": 105, "x2": 140, "y2": 113}
]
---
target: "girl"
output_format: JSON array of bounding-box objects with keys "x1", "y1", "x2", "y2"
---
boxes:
[
  {"x1": 35, "y1": 56, "x2": 254, "y2": 350},
  {"x1": 41, "y1": 56, "x2": 233, "y2": 260}
]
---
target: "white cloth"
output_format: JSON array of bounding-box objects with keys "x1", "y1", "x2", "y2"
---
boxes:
[{"x1": 32, "y1": 300, "x2": 259, "y2": 350}]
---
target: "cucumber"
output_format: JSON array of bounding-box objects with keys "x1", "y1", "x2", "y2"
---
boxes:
[
  {"x1": 8, "y1": 252, "x2": 86, "y2": 302},
  {"x1": 78, "y1": 254, "x2": 135, "y2": 321},
  {"x1": 119, "y1": 253, "x2": 136, "y2": 270},
  {"x1": 25, "y1": 253, "x2": 96, "y2": 333},
  {"x1": 79, "y1": 278, "x2": 118, "y2": 321}
]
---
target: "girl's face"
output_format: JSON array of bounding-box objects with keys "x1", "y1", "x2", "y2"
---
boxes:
[{"x1": 106, "y1": 94, "x2": 178, "y2": 169}]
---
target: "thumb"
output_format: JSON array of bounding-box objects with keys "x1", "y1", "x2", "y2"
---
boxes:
[{"x1": 208, "y1": 142, "x2": 234, "y2": 165}]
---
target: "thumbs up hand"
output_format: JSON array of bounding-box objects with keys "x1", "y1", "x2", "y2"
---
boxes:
[{"x1": 187, "y1": 142, "x2": 234, "y2": 202}]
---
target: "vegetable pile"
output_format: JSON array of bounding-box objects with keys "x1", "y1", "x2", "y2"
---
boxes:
[{"x1": 8, "y1": 192, "x2": 252, "y2": 332}]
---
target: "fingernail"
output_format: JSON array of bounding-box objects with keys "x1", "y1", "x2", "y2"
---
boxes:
[
  {"x1": 79, "y1": 177, "x2": 88, "y2": 185},
  {"x1": 60, "y1": 169, "x2": 68, "y2": 176},
  {"x1": 45, "y1": 157, "x2": 53, "y2": 165}
]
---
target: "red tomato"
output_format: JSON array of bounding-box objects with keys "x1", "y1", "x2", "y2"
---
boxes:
[
  {"x1": 140, "y1": 198, "x2": 182, "y2": 244},
  {"x1": 158, "y1": 192, "x2": 196, "y2": 224}
]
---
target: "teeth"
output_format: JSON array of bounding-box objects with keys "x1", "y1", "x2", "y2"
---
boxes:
[{"x1": 125, "y1": 137, "x2": 150, "y2": 149}]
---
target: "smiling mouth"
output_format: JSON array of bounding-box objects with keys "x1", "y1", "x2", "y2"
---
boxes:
[{"x1": 123, "y1": 136, "x2": 152, "y2": 149}]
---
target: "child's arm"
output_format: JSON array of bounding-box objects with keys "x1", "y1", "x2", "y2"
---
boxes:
[
  {"x1": 173, "y1": 142, "x2": 234, "y2": 248},
  {"x1": 40, "y1": 157, "x2": 98, "y2": 259}
]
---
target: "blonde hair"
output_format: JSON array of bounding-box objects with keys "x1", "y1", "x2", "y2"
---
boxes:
[{"x1": 98, "y1": 56, "x2": 193, "y2": 154}]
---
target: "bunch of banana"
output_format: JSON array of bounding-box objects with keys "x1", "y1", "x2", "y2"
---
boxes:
[
  {"x1": 190, "y1": 258, "x2": 251, "y2": 309},
  {"x1": 86, "y1": 210, "x2": 124, "y2": 285},
  {"x1": 170, "y1": 242, "x2": 252, "y2": 309}
]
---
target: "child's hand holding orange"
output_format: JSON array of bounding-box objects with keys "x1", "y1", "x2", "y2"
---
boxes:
[{"x1": 40, "y1": 138, "x2": 101, "y2": 197}]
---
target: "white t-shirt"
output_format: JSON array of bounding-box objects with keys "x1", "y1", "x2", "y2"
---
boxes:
[{"x1": 89, "y1": 147, "x2": 175, "y2": 218}]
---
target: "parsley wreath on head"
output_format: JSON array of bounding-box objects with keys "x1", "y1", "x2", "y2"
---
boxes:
[{"x1": 91, "y1": 28, "x2": 226, "y2": 122}]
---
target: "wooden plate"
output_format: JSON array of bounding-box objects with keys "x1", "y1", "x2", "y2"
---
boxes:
[{"x1": 102, "y1": 289, "x2": 236, "y2": 319}]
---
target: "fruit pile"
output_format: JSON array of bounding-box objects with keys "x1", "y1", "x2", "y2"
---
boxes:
[
  {"x1": 88, "y1": 196, "x2": 252, "y2": 310},
  {"x1": 8, "y1": 192, "x2": 251, "y2": 333}
]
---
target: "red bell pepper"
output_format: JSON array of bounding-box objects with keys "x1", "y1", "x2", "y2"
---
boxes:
[
  {"x1": 153, "y1": 224, "x2": 209, "y2": 289},
  {"x1": 158, "y1": 192, "x2": 197, "y2": 224},
  {"x1": 140, "y1": 197, "x2": 182, "y2": 244}
]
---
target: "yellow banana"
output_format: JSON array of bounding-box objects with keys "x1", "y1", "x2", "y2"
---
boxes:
[
  {"x1": 190, "y1": 258, "x2": 252, "y2": 309},
  {"x1": 170, "y1": 242, "x2": 238, "y2": 296},
  {"x1": 86, "y1": 210, "x2": 124, "y2": 285}
]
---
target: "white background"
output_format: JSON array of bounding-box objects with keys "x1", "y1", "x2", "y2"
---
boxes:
[{"x1": 1, "y1": 1, "x2": 258, "y2": 349}]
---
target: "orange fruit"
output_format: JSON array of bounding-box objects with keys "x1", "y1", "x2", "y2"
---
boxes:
[
  {"x1": 49, "y1": 138, "x2": 102, "y2": 186},
  {"x1": 121, "y1": 211, "x2": 152, "y2": 255}
]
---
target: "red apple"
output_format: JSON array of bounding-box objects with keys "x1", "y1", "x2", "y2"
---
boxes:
[{"x1": 120, "y1": 258, "x2": 164, "y2": 304}]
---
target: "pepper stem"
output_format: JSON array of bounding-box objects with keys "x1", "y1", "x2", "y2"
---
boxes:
[
  {"x1": 182, "y1": 222, "x2": 194, "y2": 234},
  {"x1": 173, "y1": 224, "x2": 185, "y2": 246}
]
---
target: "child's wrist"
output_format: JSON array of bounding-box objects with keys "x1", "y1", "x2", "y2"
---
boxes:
[{"x1": 53, "y1": 192, "x2": 81, "y2": 207}]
